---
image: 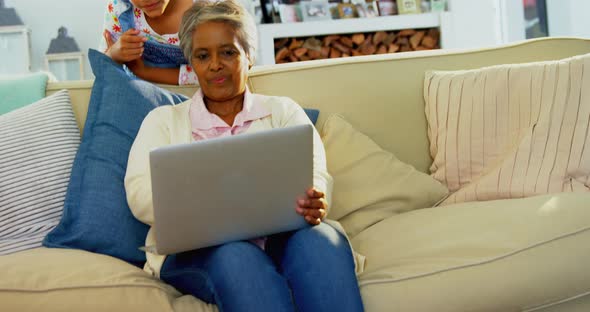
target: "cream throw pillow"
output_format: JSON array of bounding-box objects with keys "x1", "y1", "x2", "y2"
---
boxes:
[
  {"x1": 425, "y1": 53, "x2": 590, "y2": 205},
  {"x1": 321, "y1": 114, "x2": 448, "y2": 237}
]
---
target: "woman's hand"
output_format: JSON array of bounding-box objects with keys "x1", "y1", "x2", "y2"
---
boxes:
[
  {"x1": 296, "y1": 188, "x2": 327, "y2": 226},
  {"x1": 104, "y1": 29, "x2": 147, "y2": 64}
]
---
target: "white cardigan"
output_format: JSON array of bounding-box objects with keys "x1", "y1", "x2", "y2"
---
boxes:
[{"x1": 125, "y1": 93, "x2": 334, "y2": 276}]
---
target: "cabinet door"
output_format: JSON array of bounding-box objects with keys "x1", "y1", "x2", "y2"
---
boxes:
[
  {"x1": 0, "y1": 31, "x2": 30, "y2": 74},
  {"x1": 48, "y1": 59, "x2": 82, "y2": 81}
]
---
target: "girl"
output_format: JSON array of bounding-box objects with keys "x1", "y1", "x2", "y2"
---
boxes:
[{"x1": 100, "y1": 0, "x2": 198, "y2": 85}]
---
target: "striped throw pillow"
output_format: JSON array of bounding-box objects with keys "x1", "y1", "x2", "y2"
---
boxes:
[
  {"x1": 0, "y1": 90, "x2": 80, "y2": 255},
  {"x1": 424, "y1": 53, "x2": 590, "y2": 205}
]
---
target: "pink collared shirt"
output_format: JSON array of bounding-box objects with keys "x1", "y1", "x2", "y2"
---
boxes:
[
  {"x1": 189, "y1": 88, "x2": 271, "y2": 140},
  {"x1": 189, "y1": 87, "x2": 271, "y2": 249}
]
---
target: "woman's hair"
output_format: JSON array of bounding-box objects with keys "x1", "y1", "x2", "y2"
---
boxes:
[{"x1": 179, "y1": 0, "x2": 258, "y2": 65}]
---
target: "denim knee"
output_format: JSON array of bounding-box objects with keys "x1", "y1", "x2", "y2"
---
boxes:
[{"x1": 291, "y1": 223, "x2": 351, "y2": 254}]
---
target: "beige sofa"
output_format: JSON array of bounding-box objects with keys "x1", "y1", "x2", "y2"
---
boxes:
[{"x1": 2, "y1": 37, "x2": 590, "y2": 311}]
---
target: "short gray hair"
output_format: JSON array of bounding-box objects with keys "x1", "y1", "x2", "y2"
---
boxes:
[{"x1": 179, "y1": 0, "x2": 258, "y2": 65}]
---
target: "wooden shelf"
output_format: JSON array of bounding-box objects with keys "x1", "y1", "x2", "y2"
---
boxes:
[{"x1": 256, "y1": 13, "x2": 442, "y2": 65}]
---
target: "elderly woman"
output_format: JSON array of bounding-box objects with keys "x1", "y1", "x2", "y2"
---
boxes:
[{"x1": 124, "y1": 0, "x2": 364, "y2": 311}]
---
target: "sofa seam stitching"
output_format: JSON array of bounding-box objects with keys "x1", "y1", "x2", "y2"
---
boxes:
[{"x1": 358, "y1": 224, "x2": 590, "y2": 286}]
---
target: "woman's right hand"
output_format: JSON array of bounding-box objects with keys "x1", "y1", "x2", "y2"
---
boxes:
[
  {"x1": 104, "y1": 29, "x2": 147, "y2": 64},
  {"x1": 296, "y1": 188, "x2": 327, "y2": 226}
]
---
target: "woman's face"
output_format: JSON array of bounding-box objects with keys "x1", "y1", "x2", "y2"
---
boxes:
[
  {"x1": 130, "y1": 0, "x2": 171, "y2": 18},
  {"x1": 191, "y1": 21, "x2": 251, "y2": 102}
]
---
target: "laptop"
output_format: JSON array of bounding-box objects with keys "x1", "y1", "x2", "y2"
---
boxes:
[{"x1": 148, "y1": 124, "x2": 313, "y2": 255}]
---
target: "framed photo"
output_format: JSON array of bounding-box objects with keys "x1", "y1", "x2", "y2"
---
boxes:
[
  {"x1": 377, "y1": 0, "x2": 397, "y2": 16},
  {"x1": 355, "y1": 2, "x2": 378, "y2": 18},
  {"x1": 364, "y1": 1, "x2": 379, "y2": 17},
  {"x1": 300, "y1": 1, "x2": 332, "y2": 21},
  {"x1": 524, "y1": 0, "x2": 548, "y2": 38},
  {"x1": 397, "y1": 0, "x2": 421, "y2": 15},
  {"x1": 328, "y1": 3, "x2": 340, "y2": 19},
  {"x1": 430, "y1": 0, "x2": 446, "y2": 12},
  {"x1": 278, "y1": 4, "x2": 302, "y2": 23},
  {"x1": 337, "y1": 3, "x2": 356, "y2": 19}
]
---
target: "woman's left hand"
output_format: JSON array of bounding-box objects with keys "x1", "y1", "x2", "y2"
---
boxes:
[{"x1": 296, "y1": 188, "x2": 327, "y2": 225}]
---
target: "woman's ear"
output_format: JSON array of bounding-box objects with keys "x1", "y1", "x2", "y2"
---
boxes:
[{"x1": 246, "y1": 54, "x2": 253, "y2": 70}]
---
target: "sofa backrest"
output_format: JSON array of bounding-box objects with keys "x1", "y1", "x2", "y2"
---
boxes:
[{"x1": 47, "y1": 37, "x2": 590, "y2": 173}]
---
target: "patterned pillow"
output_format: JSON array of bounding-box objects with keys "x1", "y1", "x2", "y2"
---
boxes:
[
  {"x1": 424, "y1": 53, "x2": 590, "y2": 205},
  {"x1": 0, "y1": 90, "x2": 80, "y2": 255}
]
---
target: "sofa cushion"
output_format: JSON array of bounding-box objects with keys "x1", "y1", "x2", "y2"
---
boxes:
[
  {"x1": 353, "y1": 193, "x2": 590, "y2": 311},
  {"x1": 424, "y1": 53, "x2": 590, "y2": 205},
  {"x1": 0, "y1": 90, "x2": 80, "y2": 255},
  {"x1": 43, "y1": 50, "x2": 189, "y2": 266},
  {"x1": 0, "y1": 247, "x2": 216, "y2": 312},
  {"x1": 320, "y1": 114, "x2": 448, "y2": 237},
  {"x1": 0, "y1": 72, "x2": 49, "y2": 115}
]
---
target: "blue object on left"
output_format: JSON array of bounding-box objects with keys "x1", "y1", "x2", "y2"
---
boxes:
[
  {"x1": 303, "y1": 108, "x2": 319, "y2": 125},
  {"x1": 43, "y1": 49, "x2": 189, "y2": 267}
]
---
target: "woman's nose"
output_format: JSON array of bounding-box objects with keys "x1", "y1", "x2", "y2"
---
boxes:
[{"x1": 209, "y1": 54, "x2": 223, "y2": 71}]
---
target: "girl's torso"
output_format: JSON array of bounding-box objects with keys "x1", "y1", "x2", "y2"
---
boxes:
[{"x1": 107, "y1": 0, "x2": 195, "y2": 68}]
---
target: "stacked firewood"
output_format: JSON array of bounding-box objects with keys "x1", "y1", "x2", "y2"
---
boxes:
[{"x1": 274, "y1": 28, "x2": 440, "y2": 63}]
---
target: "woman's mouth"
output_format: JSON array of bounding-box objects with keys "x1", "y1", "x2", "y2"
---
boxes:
[{"x1": 211, "y1": 77, "x2": 227, "y2": 84}]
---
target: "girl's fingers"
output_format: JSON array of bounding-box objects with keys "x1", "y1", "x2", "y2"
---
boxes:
[
  {"x1": 104, "y1": 30, "x2": 114, "y2": 48},
  {"x1": 123, "y1": 47, "x2": 144, "y2": 57},
  {"x1": 122, "y1": 35, "x2": 147, "y2": 44}
]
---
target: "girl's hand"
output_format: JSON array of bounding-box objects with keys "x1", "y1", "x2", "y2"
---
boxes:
[
  {"x1": 104, "y1": 29, "x2": 147, "y2": 64},
  {"x1": 296, "y1": 188, "x2": 327, "y2": 226},
  {"x1": 126, "y1": 57, "x2": 146, "y2": 76}
]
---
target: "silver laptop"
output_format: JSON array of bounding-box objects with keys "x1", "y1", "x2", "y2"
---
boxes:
[{"x1": 148, "y1": 124, "x2": 313, "y2": 255}]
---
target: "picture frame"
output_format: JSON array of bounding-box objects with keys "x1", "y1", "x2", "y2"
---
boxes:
[
  {"x1": 364, "y1": 1, "x2": 379, "y2": 18},
  {"x1": 337, "y1": 3, "x2": 356, "y2": 19},
  {"x1": 377, "y1": 0, "x2": 397, "y2": 16},
  {"x1": 300, "y1": 0, "x2": 332, "y2": 21},
  {"x1": 397, "y1": 0, "x2": 421, "y2": 15},
  {"x1": 430, "y1": 0, "x2": 446, "y2": 12},
  {"x1": 328, "y1": 3, "x2": 340, "y2": 19},
  {"x1": 278, "y1": 4, "x2": 302, "y2": 23},
  {"x1": 355, "y1": 2, "x2": 378, "y2": 18}
]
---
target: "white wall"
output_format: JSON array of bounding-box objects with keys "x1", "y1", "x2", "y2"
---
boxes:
[
  {"x1": 5, "y1": 0, "x2": 104, "y2": 80},
  {"x1": 547, "y1": 0, "x2": 590, "y2": 38},
  {"x1": 444, "y1": 0, "x2": 589, "y2": 51},
  {"x1": 444, "y1": 0, "x2": 527, "y2": 51},
  {"x1": 443, "y1": 0, "x2": 502, "y2": 50}
]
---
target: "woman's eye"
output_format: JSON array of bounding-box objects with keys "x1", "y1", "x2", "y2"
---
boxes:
[
  {"x1": 194, "y1": 54, "x2": 208, "y2": 61},
  {"x1": 223, "y1": 50, "x2": 236, "y2": 57}
]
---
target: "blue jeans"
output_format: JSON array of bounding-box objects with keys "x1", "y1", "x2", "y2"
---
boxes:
[{"x1": 160, "y1": 223, "x2": 364, "y2": 312}]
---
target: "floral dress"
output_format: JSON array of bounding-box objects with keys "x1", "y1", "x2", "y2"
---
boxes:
[{"x1": 101, "y1": 0, "x2": 198, "y2": 85}]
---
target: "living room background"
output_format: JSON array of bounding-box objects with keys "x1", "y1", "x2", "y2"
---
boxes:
[{"x1": 1, "y1": 0, "x2": 589, "y2": 80}]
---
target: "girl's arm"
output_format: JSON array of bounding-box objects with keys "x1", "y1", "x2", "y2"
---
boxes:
[
  {"x1": 128, "y1": 59, "x2": 199, "y2": 85},
  {"x1": 100, "y1": 0, "x2": 127, "y2": 52},
  {"x1": 127, "y1": 59, "x2": 181, "y2": 85}
]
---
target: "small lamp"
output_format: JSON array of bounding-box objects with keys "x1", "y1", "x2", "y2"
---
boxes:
[
  {"x1": 45, "y1": 26, "x2": 84, "y2": 81},
  {"x1": 0, "y1": 0, "x2": 31, "y2": 74}
]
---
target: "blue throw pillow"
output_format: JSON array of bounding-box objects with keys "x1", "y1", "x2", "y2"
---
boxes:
[
  {"x1": 43, "y1": 50, "x2": 189, "y2": 266},
  {"x1": 303, "y1": 108, "x2": 319, "y2": 125}
]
